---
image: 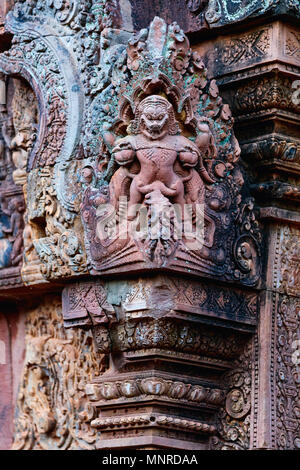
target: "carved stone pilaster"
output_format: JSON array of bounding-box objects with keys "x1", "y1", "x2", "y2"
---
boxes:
[
  {"x1": 61, "y1": 275, "x2": 257, "y2": 449},
  {"x1": 198, "y1": 21, "x2": 300, "y2": 211}
]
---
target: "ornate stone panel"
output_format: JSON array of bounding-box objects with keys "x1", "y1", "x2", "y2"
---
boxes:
[
  {"x1": 276, "y1": 225, "x2": 300, "y2": 297},
  {"x1": 116, "y1": 1, "x2": 300, "y2": 34},
  {"x1": 0, "y1": 312, "x2": 12, "y2": 450},
  {"x1": 0, "y1": 76, "x2": 38, "y2": 287},
  {"x1": 210, "y1": 338, "x2": 254, "y2": 450},
  {"x1": 275, "y1": 295, "x2": 300, "y2": 449},
  {"x1": 79, "y1": 17, "x2": 261, "y2": 285},
  {"x1": 0, "y1": 7, "x2": 263, "y2": 286},
  {"x1": 0, "y1": 0, "x2": 297, "y2": 453},
  {"x1": 12, "y1": 295, "x2": 107, "y2": 450}
]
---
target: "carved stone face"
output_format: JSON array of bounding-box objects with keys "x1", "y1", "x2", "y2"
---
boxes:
[{"x1": 140, "y1": 98, "x2": 170, "y2": 140}]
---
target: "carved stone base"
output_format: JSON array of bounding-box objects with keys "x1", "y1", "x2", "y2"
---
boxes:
[{"x1": 87, "y1": 366, "x2": 220, "y2": 450}]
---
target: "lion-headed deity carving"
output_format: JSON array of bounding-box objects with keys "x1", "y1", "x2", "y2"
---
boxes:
[
  {"x1": 80, "y1": 17, "x2": 261, "y2": 285},
  {"x1": 112, "y1": 95, "x2": 213, "y2": 220}
]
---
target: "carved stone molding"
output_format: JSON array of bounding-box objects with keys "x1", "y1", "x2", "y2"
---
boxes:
[
  {"x1": 62, "y1": 280, "x2": 116, "y2": 354},
  {"x1": 0, "y1": 8, "x2": 83, "y2": 171},
  {"x1": 87, "y1": 373, "x2": 225, "y2": 408}
]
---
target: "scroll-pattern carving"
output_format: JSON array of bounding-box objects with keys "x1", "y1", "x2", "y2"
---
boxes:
[
  {"x1": 80, "y1": 17, "x2": 261, "y2": 284},
  {"x1": 13, "y1": 295, "x2": 106, "y2": 450},
  {"x1": 276, "y1": 296, "x2": 300, "y2": 450},
  {"x1": 210, "y1": 340, "x2": 253, "y2": 450}
]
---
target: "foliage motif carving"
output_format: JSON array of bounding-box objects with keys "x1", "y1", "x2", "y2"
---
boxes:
[
  {"x1": 218, "y1": 28, "x2": 271, "y2": 67},
  {"x1": 27, "y1": 167, "x2": 87, "y2": 280},
  {"x1": 112, "y1": 318, "x2": 245, "y2": 359},
  {"x1": 62, "y1": 280, "x2": 116, "y2": 353},
  {"x1": 232, "y1": 76, "x2": 300, "y2": 116},
  {"x1": 13, "y1": 296, "x2": 106, "y2": 450},
  {"x1": 276, "y1": 296, "x2": 300, "y2": 449},
  {"x1": 278, "y1": 226, "x2": 300, "y2": 297}
]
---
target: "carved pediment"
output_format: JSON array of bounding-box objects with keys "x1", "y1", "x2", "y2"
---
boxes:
[{"x1": 81, "y1": 17, "x2": 261, "y2": 285}]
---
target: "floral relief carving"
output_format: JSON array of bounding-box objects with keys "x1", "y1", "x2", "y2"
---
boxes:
[
  {"x1": 0, "y1": 0, "x2": 281, "y2": 452},
  {"x1": 285, "y1": 30, "x2": 300, "y2": 59},
  {"x1": 278, "y1": 226, "x2": 300, "y2": 296},
  {"x1": 210, "y1": 340, "x2": 253, "y2": 450},
  {"x1": 13, "y1": 295, "x2": 106, "y2": 450},
  {"x1": 0, "y1": 77, "x2": 37, "y2": 281},
  {"x1": 27, "y1": 167, "x2": 87, "y2": 280},
  {"x1": 186, "y1": 0, "x2": 300, "y2": 27},
  {"x1": 276, "y1": 296, "x2": 300, "y2": 450}
]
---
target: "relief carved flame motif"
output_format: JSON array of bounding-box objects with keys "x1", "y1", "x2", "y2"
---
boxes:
[{"x1": 13, "y1": 296, "x2": 106, "y2": 450}]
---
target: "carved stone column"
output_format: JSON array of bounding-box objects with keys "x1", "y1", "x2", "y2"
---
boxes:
[
  {"x1": 58, "y1": 17, "x2": 261, "y2": 449},
  {"x1": 198, "y1": 17, "x2": 300, "y2": 449}
]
